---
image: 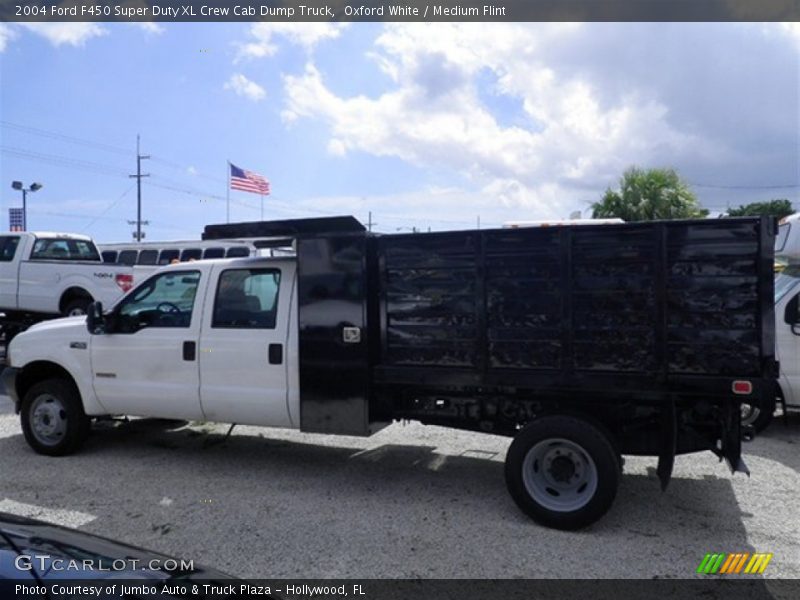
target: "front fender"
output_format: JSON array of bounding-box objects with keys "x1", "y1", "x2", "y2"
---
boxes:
[
  {"x1": 10, "y1": 346, "x2": 105, "y2": 417},
  {"x1": 1, "y1": 368, "x2": 19, "y2": 410}
]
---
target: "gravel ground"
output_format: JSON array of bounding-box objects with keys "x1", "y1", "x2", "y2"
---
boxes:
[{"x1": 0, "y1": 388, "x2": 798, "y2": 581}]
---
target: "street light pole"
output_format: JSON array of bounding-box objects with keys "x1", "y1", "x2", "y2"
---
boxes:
[{"x1": 11, "y1": 181, "x2": 42, "y2": 231}]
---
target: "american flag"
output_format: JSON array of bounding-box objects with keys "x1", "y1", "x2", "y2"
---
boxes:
[
  {"x1": 9, "y1": 208, "x2": 24, "y2": 232},
  {"x1": 230, "y1": 163, "x2": 270, "y2": 195}
]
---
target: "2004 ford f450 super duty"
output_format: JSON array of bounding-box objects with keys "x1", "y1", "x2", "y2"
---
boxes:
[{"x1": 1, "y1": 216, "x2": 778, "y2": 530}]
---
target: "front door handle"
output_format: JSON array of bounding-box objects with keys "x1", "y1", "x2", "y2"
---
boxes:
[
  {"x1": 183, "y1": 341, "x2": 196, "y2": 361},
  {"x1": 268, "y1": 343, "x2": 283, "y2": 365}
]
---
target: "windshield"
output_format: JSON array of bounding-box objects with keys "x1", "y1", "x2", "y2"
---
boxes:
[
  {"x1": 776, "y1": 222, "x2": 790, "y2": 252},
  {"x1": 775, "y1": 265, "x2": 800, "y2": 303}
]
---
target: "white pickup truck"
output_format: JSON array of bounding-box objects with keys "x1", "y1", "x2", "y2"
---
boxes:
[{"x1": 0, "y1": 232, "x2": 136, "y2": 337}]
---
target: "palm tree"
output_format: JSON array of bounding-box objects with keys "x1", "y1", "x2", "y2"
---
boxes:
[{"x1": 592, "y1": 167, "x2": 707, "y2": 221}]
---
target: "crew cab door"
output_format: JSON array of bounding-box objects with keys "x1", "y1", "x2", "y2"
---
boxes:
[
  {"x1": 198, "y1": 263, "x2": 294, "y2": 427},
  {"x1": 89, "y1": 269, "x2": 204, "y2": 419},
  {"x1": 0, "y1": 235, "x2": 22, "y2": 309}
]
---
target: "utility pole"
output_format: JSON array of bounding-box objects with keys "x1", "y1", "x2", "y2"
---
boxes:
[
  {"x1": 129, "y1": 134, "x2": 150, "y2": 242},
  {"x1": 367, "y1": 211, "x2": 378, "y2": 232}
]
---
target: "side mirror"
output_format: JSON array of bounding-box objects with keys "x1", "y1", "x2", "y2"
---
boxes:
[
  {"x1": 86, "y1": 301, "x2": 105, "y2": 334},
  {"x1": 785, "y1": 295, "x2": 800, "y2": 335}
]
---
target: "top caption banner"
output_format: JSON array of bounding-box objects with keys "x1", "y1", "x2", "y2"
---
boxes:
[{"x1": 3, "y1": 0, "x2": 800, "y2": 22}]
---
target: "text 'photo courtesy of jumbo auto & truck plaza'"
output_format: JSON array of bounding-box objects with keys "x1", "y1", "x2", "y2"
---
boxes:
[{"x1": 1, "y1": 1, "x2": 800, "y2": 599}]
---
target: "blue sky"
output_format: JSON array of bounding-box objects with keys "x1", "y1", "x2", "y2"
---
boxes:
[{"x1": 0, "y1": 22, "x2": 798, "y2": 242}]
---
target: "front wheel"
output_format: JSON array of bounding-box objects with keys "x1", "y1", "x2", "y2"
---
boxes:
[
  {"x1": 505, "y1": 415, "x2": 620, "y2": 530},
  {"x1": 20, "y1": 379, "x2": 91, "y2": 456}
]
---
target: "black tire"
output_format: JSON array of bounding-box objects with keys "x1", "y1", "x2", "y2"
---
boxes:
[
  {"x1": 63, "y1": 298, "x2": 91, "y2": 317},
  {"x1": 741, "y1": 394, "x2": 777, "y2": 433},
  {"x1": 505, "y1": 415, "x2": 620, "y2": 530},
  {"x1": 20, "y1": 379, "x2": 90, "y2": 456}
]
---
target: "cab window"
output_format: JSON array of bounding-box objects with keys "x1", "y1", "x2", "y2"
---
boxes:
[
  {"x1": 117, "y1": 250, "x2": 138, "y2": 266},
  {"x1": 0, "y1": 236, "x2": 20, "y2": 262},
  {"x1": 225, "y1": 246, "x2": 250, "y2": 258},
  {"x1": 115, "y1": 270, "x2": 200, "y2": 332},
  {"x1": 30, "y1": 238, "x2": 100, "y2": 261},
  {"x1": 213, "y1": 268, "x2": 280, "y2": 329},
  {"x1": 181, "y1": 248, "x2": 202, "y2": 262},
  {"x1": 203, "y1": 247, "x2": 225, "y2": 259},
  {"x1": 158, "y1": 249, "x2": 179, "y2": 265},
  {"x1": 137, "y1": 249, "x2": 159, "y2": 265}
]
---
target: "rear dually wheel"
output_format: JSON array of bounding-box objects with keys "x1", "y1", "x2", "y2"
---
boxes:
[{"x1": 505, "y1": 415, "x2": 620, "y2": 530}]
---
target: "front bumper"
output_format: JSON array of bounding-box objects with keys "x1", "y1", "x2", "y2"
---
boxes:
[{"x1": 1, "y1": 367, "x2": 19, "y2": 412}]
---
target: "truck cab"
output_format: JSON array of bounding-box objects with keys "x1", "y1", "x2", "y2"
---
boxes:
[{"x1": 5, "y1": 257, "x2": 300, "y2": 431}]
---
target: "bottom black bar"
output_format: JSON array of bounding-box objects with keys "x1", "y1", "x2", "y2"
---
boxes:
[{"x1": 0, "y1": 579, "x2": 796, "y2": 600}]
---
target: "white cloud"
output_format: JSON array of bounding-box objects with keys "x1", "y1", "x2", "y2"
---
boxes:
[
  {"x1": 282, "y1": 24, "x2": 722, "y2": 217},
  {"x1": 237, "y1": 23, "x2": 348, "y2": 61},
  {"x1": 0, "y1": 24, "x2": 17, "y2": 52},
  {"x1": 224, "y1": 73, "x2": 266, "y2": 102},
  {"x1": 187, "y1": 166, "x2": 198, "y2": 175},
  {"x1": 131, "y1": 22, "x2": 165, "y2": 36},
  {"x1": 327, "y1": 139, "x2": 348, "y2": 157},
  {"x1": 20, "y1": 23, "x2": 107, "y2": 47}
]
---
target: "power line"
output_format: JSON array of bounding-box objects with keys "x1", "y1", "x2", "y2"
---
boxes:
[
  {"x1": 82, "y1": 185, "x2": 136, "y2": 232},
  {"x1": 690, "y1": 181, "x2": 799, "y2": 190},
  {"x1": 0, "y1": 121, "x2": 131, "y2": 156},
  {"x1": 1, "y1": 146, "x2": 129, "y2": 177}
]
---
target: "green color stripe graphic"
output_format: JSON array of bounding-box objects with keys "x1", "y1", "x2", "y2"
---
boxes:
[
  {"x1": 697, "y1": 554, "x2": 713, "y2": 573},
  {"x1": 710, "y1": 554, "x2": 727, "y2": 574}
]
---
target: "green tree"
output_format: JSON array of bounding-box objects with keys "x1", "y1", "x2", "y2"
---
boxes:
[
  {"x1": 592, "y1": 167, "x2": 708, "y2": 221},
  {"x1": 727, "y1": 199, "x2": 794, "y2": 219}
]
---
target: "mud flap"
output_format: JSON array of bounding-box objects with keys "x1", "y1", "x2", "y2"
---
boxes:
[
  {"x1": 656, "y1": 398, "x2": 676, "y2": 491},
  {"x1": 722, "y1": 399, "x2": 750, "y2": 476}
]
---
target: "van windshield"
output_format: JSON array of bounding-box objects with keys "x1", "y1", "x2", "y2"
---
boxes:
[{"x1": 775, "y1": 264, "x2": 800, "y2": 303}]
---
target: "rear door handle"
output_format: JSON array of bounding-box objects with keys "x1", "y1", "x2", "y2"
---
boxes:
[
  {"x1": 183, "y1": 341, "x2": 196, "y2": 361},
  {"x1": 268, "y1": 343, "x2": 283, "y2": 365}
]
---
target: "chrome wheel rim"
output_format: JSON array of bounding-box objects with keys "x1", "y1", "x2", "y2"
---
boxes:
[
  {"x1": 740, "y1": 403, "x2": 760, "y2": 426},
  {"x1": 29, "y1": 394, "x2": 68, "y2": 446},
  {"x1": 67, "y1": 306, "x2": 87, "y2": 316},
  {"x1": 522, "y1": 438, "x2": 598, "y2": 513}
]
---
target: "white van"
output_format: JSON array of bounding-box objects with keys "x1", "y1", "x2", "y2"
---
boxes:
[
  {"x1": 742, "y1": 261, "x2": 800, "y2": 430},
  {"x1": 97, "y1": 240, "x2": 258, "y2": 267},
  {"x1": 775, "y1": 212, "x2": 799, "y2": 271}
]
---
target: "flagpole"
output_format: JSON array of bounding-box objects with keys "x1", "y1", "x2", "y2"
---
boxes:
[
  {"x1": 260, "y1": 194, "x2": 264, "y2": 220},
  {"x1": 226, "y1": 160, "x2": 230, "y2": 223}
]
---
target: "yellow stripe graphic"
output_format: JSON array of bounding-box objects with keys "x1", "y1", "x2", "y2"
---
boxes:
[
  {"x1": 734, "y1": 553, "x2": 750, "y2": 574},
  {"x1": 757, "y1": 554, "x2": 773, "y2": 574},
  {"x1": 744, "y1": 555, "x2": 757, "y2": 573},
  {"x1": 720, "y1": 554, "x2": 736, "y2": 574}
]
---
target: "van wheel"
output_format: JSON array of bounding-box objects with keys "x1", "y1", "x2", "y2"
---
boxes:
[
  {"x1": 20, "y1": 379, "x2": 90, "y2": 456},
  {"x1": 64, "y1": 298, "x2": 91, "y2": 317},
  {"x1": 505, "y1": 415, "x2": 620, "y2": 530},
  {"x1": 740, "y1": 393, "x2": 777, "y2": 433}
]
